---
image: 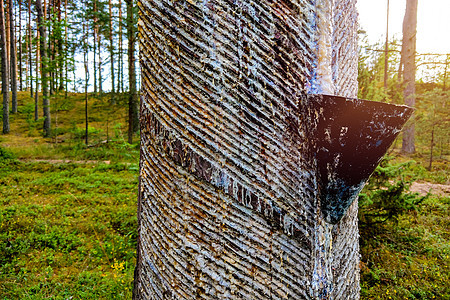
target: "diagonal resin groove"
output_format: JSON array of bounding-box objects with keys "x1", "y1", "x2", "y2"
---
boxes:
[{"x1": 135, "y1": 0, "x2": 382, "y2": 299}]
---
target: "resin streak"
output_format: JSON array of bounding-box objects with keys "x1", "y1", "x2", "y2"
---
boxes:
[{"x1": 136, "y1": 0, "x2": 364, "y2": 299}]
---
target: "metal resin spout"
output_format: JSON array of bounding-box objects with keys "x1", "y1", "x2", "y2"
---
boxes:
[{"x1": 309, "y1": 94, "x2": 414, "y2": 224}]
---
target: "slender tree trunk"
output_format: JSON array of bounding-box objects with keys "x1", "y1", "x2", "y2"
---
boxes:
[
  {"x1": 109, "y1": 0, "x2": 115, "y2": 102},
  {"x1": 64, "y1": 0, "x2": 67, "y2": 96},
  {"x1": 5, "y1": 0, "x2": 9, "y2": 70},
  {"x1": 384, "y1": 0, "x2": 389, "y2": 92},
  {"x1": 83, "y1": 19, "x2": 89, "y2": 145},
  {"x1": 57, "y1": 0, "x2": 63, "y2": 91},
  {"x1": 401, "y1": 0, "x2": 418, "y2": 154},
  {"x1": 97, "y1": 24, "x2": 102, "y2": 95},
  {"x1": 28, "y1": 0, "x2": 33, "y2": 98},
  {"x1": 18, "y1": 0, "x2": 23, "y2": 91},
  {"x1": 93, "y1": 26, "x2": 97, "y2": 93},
  {"x1": 9, "y1": 0, "x2": 17, "y2": 113},
  {"x1": 36, "y1": 0, "x2": 50, "y2": 137},
  {"x1": 118, "y1": 0, "x2": 122, "y2": 93},
  {"x1": 1, "y1": 0, "x2": 9, "y2": 133},
  {"x1": 92, "y1": 0, "x2": 97, "y2": 94},
  {"x1": 72, "y1": 45, "x2": 75, "y2": 91},
  {"x1": 428, "y1": 123, "x2": 435, "y2": 171},
  {"x1": 126, "y1": 0, "x2": 137, "y2": 143},
  {"x1": 35, "y1": 29, "x2": 39, "y2": 121},
  {"x1": 49, "y1": 6, "x2": 54, "y2": 96}
]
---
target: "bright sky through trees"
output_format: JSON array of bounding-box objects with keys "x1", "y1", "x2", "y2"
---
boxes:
[{"x1": 357, "y1": 0, "x2": 450, "y2": 54}]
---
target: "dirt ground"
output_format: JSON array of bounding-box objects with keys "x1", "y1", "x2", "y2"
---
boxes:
[{"x1": 410, "y1": 182, "x2": 450, "y2": 197}]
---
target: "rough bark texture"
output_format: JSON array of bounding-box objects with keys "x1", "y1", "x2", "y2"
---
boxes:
[
  {"x1": 135, "y1": 0, "x2": 410, "y2": 299},
  {"x1": 0, "y1": 0, "x2": 9, "y2": 134},
  {"x1": 401, "y1": 0, "x2": 417, "y2": 154}
]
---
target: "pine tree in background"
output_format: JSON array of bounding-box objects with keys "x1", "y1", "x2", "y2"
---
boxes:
[
  {"x1": 28, "y1": 0, "x2": 33, "y2": 99},
  {"x1": 108, "y1": 0, "x2": 114, "y2": 103},
  {"x1": 126, "y1": 0, "x2": 137, "y2": 144},
  {"x1": 36, "y1": 0, "x2": 50, "y2": 137},
  {"x1": 8, "y1": 0, "x2": 17, "y2": 113},
  {"x1": 401, "y1": 0, "x2": 418, "y2": 154},
  {"x1": 1, "y1": 0, "x2": 9, "y2": 134}
]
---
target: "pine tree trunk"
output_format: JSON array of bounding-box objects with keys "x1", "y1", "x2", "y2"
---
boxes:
[
  {"x1": 49, "y1": 11, "x2": 54, "y2": 96},
  {"x1": 64, "y1": 0, "x2": 67, "y2": 96},
  {"x1": 9, "y1": 0, "x2": 17, "y2": 113},
  {"x1": 83, "y1": 12, "x2": 89, "y2": 145},
  {"x1": 28, "y1": 0, "x2": 33, "y2": 98},
  {"x1": 4, "y1": 0, "x2": 8, "y2": 71},
  {"x1": 36, "y1": 0, "x2": 50, "y2": 137},
  {"x1": 93, "y1": 0, "x2": 97, "y2": 94},
  {"x1": 57, "y1": 0, "x2": 63, "y2": 91},
  {"x1": 401, "y1": 0, "x2": 418, "y2": 154},
  {"x1": 34, "y1": 29, "x2": 39, "y2": 121},
  {"x1": 135, "y1": 1, "x2": 363, "y2": 298},
  {"x1": 109, "y1": 0, "x2": 115, "y2": 100},
  {"x1": 126, "y1": 0, "x2": 137, "y2": 144},
  {"x1": 0, "y1": 0, "x2": 9, "y2": 133},
  {"x1": 18, "y1": 0, "x2": 23, "y2": 91},
  {"x1": 118, "y1": 0, "x2": 122, "y2": 93},
  {"x1": 97, "y1": 27, "x2": 102, "y2": 96}
]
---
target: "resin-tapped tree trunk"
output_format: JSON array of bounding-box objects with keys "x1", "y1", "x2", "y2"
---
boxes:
[{"x1": 135, "y1": 1, "x2": 412, "y2": 299}]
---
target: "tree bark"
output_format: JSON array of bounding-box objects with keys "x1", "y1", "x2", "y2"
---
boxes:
[
  {"x1": 118, "y1": 0, "x2": 123, "y2": 93},
  {"x1": 35, "y1": 28, "x2": 39, "y2": 121},
  {"x1": 401, "y1": 0, "x2": 418, "y2": 153},
  {"x1": 126, "y1": 0, "x2": 137, "y2": 144},
  {"x1": 28, "y1": 0, "x2": 33, "y2": 98},
  {"x1": 109, "y1": 0, "x2": 115, "y2": 101},
  {"x1": 135, "y1": 1, "x2": 363, "y2": 299},
  {"x1": 92, "y1": 0, "x2": 97, "y2": 94},
  {"x1": 57, "y1": 0, "x2": 63, "y2": 91},
  {"x1": 18, "y1": 0, "x2": 23, "y2": 91},
  {"x1": 83, "y1": 11, "x2": 89, "y2": 145},
  {"x1": 0, "y1": 0, "x2": 9, "y2": 134},
  {"x1": 64, "y1": 0, "x2": 67, "y2": 96},
  {"x1": 97, "y1": 23, "x2": 102, "y2": 96},
  {"x1": 9, "y1": 0, "x2": 17, "y2": 113},
  {"x1": 36, "y1": 0, "x2": 50, "y2": 137}
]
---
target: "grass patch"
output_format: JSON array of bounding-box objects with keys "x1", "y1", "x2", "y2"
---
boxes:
[
  {"x1": 0, "y1": 160, "x2": 138, "y2": 299},
  {"x1": 359, "y1": 158, "x2": 449, "y2": 299}
]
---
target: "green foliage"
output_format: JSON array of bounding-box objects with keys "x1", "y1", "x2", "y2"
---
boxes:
[
  {"x1": 0, "y1": 146, "x2": 15, "y2": 161},
  {"x1": 357, "y1": 33, "x2": 403, "y2": 104},
  {"x1": 0, "y1": 161, "x2": 138, "y2": 299},
  {"x1": 359, "y1": 158, "x2": 427, "y2": 226},
  {"x1": 70, "y1": 125, "x2": 103, "y2": 140},
  {"x1": 359, "y1": 157, "x2": 449, "y2": 299},
  {"x1": 415, "y1": 89, "x2": 450, "y2": 168}
]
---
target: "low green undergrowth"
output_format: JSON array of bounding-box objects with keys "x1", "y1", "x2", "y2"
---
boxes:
[
  {"x1": 359, "y1": 158, "x2": 449, "y2": 299},
  {"x1": 0, "y1": 158, "x2": 138, "y2": 299}
]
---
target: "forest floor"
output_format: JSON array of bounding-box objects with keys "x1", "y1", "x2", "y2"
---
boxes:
[
  {"x1": 410, "y1": 182, "x2": 449, "y2": 197},
  {"x1": 0, "y1": 92, "x2": 449, "y2": 299}
]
